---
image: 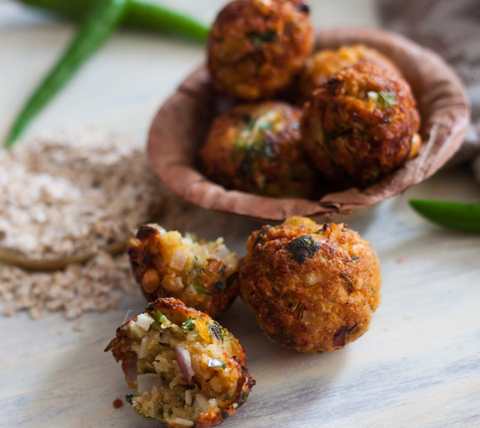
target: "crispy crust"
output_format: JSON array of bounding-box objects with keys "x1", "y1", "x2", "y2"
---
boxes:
[
  {"x1": 208, "y1": 0, "x2": 314, "y2": 100},
  {"x1": 238, "y1": 217, "x2": 381, "y2": 352},
  {"x1": 298, "y1": 44, "x2": 402, "y2": 99},
  {"x1": 105, "y1": 298, "x2": 255, "y2": 428},
  {"x1": 148, "y1": 28, "x2": 469, "y2": 219},
  {"x1": 302, "y1": 61, "x2": 421, "y2": 186},
  {"x1": 128, "y1": 225, "x2": 239, "y2": 318},
  {"x1": 200, "y1": 102, "x2": 317, "y2": 198}
]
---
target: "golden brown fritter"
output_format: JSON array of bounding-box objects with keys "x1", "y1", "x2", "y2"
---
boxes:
[
  {"x1": 239, "y1": 217, "x2": 381, "y2": 353},
  {"x1": 200, "y1": 102, "x2": 317, "y2": 198},
  {"x1": 106, "y1": 298, "x2": 255, "y2": 427},
  {"x1": 128, "y1": 224, "x2": 239, "y2": 319},
  {"x1": 208, "y1": 0, "x2": 314, "y2": 100},
  {"x1": 298, "y1": 45, "x2": 402, "y2": 100},
  {"x1": 301, "y1": 62, "x2": 421, "y2": 186}
]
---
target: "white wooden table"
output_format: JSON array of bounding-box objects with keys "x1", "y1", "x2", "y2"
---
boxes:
[{"x1": 1, "y1": 2, "x2": 479, "y2": 428}]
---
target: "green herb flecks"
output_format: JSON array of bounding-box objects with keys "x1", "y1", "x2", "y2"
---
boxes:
[
  {"x1": 125, "y1": 394, "x2": 134, "y2": 405},
  {"x1": 248, "y1": 30, "x2": 277, "y2": 47},
  {"x1": 192, "y1": 280, "x2": 211, "y2": 295},
  {"x1": 182, "y1": 318, "x2": 196, "y2": 331},
  {"x1": 368, "y1": 91, "x2": 397, "y2": 108},
  {"x1": 152, "y1": 310, "x2": 168, "y2": 324},
  {"x1": 287, "y1": 235, "x2": 320, "y2": 263}
]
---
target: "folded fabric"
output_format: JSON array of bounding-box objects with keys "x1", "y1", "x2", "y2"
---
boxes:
[{"x1": 378, "y1": 0, "x2": 480, "y2": 177}]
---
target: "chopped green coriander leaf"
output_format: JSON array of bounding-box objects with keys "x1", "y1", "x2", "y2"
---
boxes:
[
  {"x1": 207, "y1": 358, "x2": 226, "y2": 369},
  {"x1": 248, "y1": 30, "x2": 277, "y2": 47},
  {"x1": 192, "y1": 281, "x2": 210, "y2": 295},
  {"x1": 182, "y1": 318, "x2": 196, "y2": 331},
  {"x1": 368, "y1": 91, "x2": 397, "y2": 108},
  {"x1": 125, "y1": 394, "x2": 134, "y2": 405},
  {"x1": 152, "y1": 310, "x2": 168, "y2": 324},
  {"x1": 379, "y1": 91, "x2": 397, "y2": 107}
]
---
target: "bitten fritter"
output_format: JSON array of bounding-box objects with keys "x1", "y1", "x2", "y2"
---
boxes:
[
  {"x1": 129, "y1": 225, "x2": 239, "y2": 319},
  {"x1": 299, "y1": 45, "x2": 401, "y2": 99},
  {"x1": 239, "y1": 217, "x2": 381, "y2": 353},
  {"x1": 106, "y1": 298, "x2": 255, "y2": 427},
  {"x1": 208, "y1": 0, "x2": 314, "y2": 100},
  {"x1": 301, "y1": 62, "x2": 421, "y2": 186},
  {"x1": 200, "y1": 102, "x2": 317, "y2": 198}
]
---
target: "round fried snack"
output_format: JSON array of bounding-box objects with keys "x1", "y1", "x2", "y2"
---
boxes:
[
  {"x1": 239, "y1": 217, "x2": 381, "y2": 353},
  {"x1": 208, "y1": 0, "x2": 314, "y2": 100},
  {"x1": 302, "y1": 62, "x2": 421, "y2": 186},
  {"x1": 106, "y1": 298, "x2": 255, "y2": 427},
  {"x1": 298, "y1": 44, "x2": 401, "y2": 99},
  {"x1": 128, "y1": 224, "x2": 239, "y2": 318},
  {"x1": 200, "y1": 102, "x2": 317, "y2": 198}
]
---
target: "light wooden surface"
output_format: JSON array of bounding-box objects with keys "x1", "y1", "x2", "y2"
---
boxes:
[{"x1": 1, "y1": 2, "x2": 480, "y2": 428}]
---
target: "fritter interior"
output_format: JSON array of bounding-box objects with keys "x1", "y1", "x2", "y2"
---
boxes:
[
  {"x1": 106, "y1": 299, "x2": 254, "y2": 427},
  {"x1": 129, "y1": 224, "x2": 239, "y2": 318}
]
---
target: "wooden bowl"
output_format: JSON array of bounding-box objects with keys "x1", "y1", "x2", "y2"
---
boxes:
[{"x1": 148, "y1": 28, "x2": 470, "y2": 221}]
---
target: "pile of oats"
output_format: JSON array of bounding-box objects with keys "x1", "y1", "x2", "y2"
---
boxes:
[
  {"x1": 0, "y1": 132, "x2": 162, "y2": 261},
  {"x1": 0, "y1": 131, "x2": 163, "y2": 319},
  {"x1": 0, "y1": 251, "x2": 135, "y2": 320}
]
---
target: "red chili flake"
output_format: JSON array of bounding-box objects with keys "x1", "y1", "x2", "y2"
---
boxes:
[{"x1": 113, "y1": 398, "x2": 124, "y2": 409}]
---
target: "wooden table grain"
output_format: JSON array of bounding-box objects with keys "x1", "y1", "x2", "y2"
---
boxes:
[{"x1": 1, "y1": 2, "x2": 479, "y2": 428}]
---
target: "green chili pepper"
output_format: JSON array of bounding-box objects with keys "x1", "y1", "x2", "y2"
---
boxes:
[
  {"x1": 4, "y1": 0, "x2": 128, "y2": 148},
  {"x1": 5, "y1": 0, "x2": 209, "y2": 148},
  {"x1": 17, "y1": 0, "x2": 210, "y2": 42},
  {"x1": 409, "y1": 199, "x2": 480, "y2": 233}
]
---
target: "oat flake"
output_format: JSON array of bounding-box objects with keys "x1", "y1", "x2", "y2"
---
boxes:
[{"x1": 0, "y1": 131, "x2": 163, "y2": 319}]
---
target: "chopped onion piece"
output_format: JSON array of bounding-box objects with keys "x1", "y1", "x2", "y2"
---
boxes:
[
  {"x1": 175, "y1": 346, "x2": 195, "y2": 383},
  {"x1": 170, "y1": 417, "x2": 194, "y2": 427},
  {"x1": 137, "y1": 373, "x2": 162, "y2": 393},
  {"x1": 170, "y1": 248, "x2": 190, "y2": 270},
  {"x1": 195, "y1": 393, "x2": 210, "y2": 411},
  {"x1": 136, "y1": 313, "x2": 155, "y2": 331},
  {"x1": 122, "y1": 357, "x2": 137, "y2": 387}
]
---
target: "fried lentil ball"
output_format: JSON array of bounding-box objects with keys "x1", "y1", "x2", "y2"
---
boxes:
[
  {"x1": 200, "y1": 102, "x2": 317, "y2": 198},
  {"x1": 208, "y1": 0, "x2": 314, "y2": 100},
  {"x1": 128, "y1": 224, "x2": 239, "y2": 319},
  {"x1": 238, "y1": 217, "x2": 381, "y2": 353},
  {"x1": 299, "y1": 45, "x2": 402, "y2": 99},
  {"x1": 301, "y1": 62, "x2": 421, "y2": 186},
  {"x1": 106, "y1": 298, "x2": 255, "y2": 427}
]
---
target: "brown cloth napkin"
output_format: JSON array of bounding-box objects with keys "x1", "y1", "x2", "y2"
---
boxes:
[{"x1": 378, "y1": 0, "x2": 480, "y2": 167}]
